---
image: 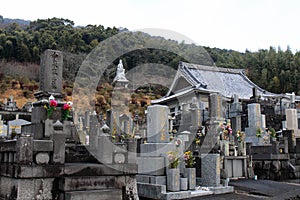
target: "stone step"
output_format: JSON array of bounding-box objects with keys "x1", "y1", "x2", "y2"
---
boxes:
[{"x1": 63, "y1": 189, "x2": 122, "y2": 200}]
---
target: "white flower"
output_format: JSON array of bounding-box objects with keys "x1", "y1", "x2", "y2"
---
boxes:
[
  {"x1": 67, "y1": 101, "x2": 73, "y2": 106},
  {"x1": 49, "y1": 95, "x2": 55, "y2": 101},
  {"x1": 174, "y1": 138, "x2": 182, "y2": 146}
]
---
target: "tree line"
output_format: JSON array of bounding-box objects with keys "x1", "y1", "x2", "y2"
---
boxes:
[{"x1": 0, "y1": 17, "x2": 300, "y2": 95}]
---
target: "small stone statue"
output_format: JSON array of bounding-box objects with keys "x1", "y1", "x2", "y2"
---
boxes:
[{"x1": 113, "y1": 59, "x2": 128, "y2": 82}]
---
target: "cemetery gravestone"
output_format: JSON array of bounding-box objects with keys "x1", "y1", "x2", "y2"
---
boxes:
[
  {"x1": 286, "y1": 109, "x2": 299, "y2": 138},
  {"x1": 245, "y1": 103, "x2": 262, "y2": 146},
  {"x1": 35, "y1": 49, "x2": 63, "y2": 100},
  {"x1": 147, "y1": 105, "x2": 170, "y2": 143}
]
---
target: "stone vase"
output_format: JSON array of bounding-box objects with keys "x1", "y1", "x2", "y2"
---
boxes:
[
  {"x1": 221, "y1": 140, "x2": 230, "y2": 156},
  {"x1": 238, "y1": 141, "x2": 246, "y2": 156},
  {"x1": 180, "y1": 178, "x2": 188, "y2": 191},
  {"x1": 44, "y1": 119, "x2": 54, "y2": 138},
  {"x1": 183, "y1": 168, "x2": 196, "y2": 190},
  {"x1": 167, "y1": 168, "x2": 180, "y2": 192}
]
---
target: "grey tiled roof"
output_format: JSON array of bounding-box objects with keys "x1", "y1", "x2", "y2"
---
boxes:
[
  {"x1": 152, "y1": 62, "x2": 281, "y2": 104},
  {"x1": 178, "y1": 62, "x2": 276, "y2": 99}
]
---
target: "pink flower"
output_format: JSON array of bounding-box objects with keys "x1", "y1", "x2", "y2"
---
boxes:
[
  {"x1": 167, "y1": 153, "x2": 174, "y2": 162},
  {"x1": 63, "y1": 103, "x2": 71, "y2": 111},
  {"x1": 49, "y1": 99, "x2": 57, "y2": 107},
  {"x1": 183, "y1": 154, "x2": 189, "y2": 160}
]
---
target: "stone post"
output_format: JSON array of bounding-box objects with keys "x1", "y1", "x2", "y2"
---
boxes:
[
  {"x1": 127, "y1": 139, "x2": 137, "y2": 164},
  {"x1": 51, "y1": 120, "x2": 65, "y2": 164},
  {"x1": 282, "y1": 130, "x2": 296, "y2": 153},
  {"x1": 89, "y1": 113, "x2": 99, "y2": 148},
  {"x1": 16, "y1": 136, "x2": 33, "y2": 164},
  {"x1": 271, "y1": 141, "x2": 280, "y2": 155}
]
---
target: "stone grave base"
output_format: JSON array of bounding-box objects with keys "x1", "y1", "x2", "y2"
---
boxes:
[
  {"x1": 137, "y1": 182, "x2": 234, "y2": 200},
  {"x1": 0, "y1": 163, "x2": 138, "y2": 200}
]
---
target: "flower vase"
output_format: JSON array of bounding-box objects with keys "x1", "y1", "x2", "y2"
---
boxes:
[
  {"x1": 167, "y1": 168, "x2": 180, "y2": 191},
  {"x1": 238, "y1": 141, "x2": 246, "y2": 156},
  {"x1": 180, "y1": 178, "x2": 188, "y2": 191},
  {"x1": 221, "y1": 140, "x2": 229, "y2": 156},
  {"x1": 44, "y1": 119, "x2": 53, "y2": 138},
  {"x1": 183, "y1": 168, "x2": 196, "y2": 190},
  {"x1": 258, "y1": 137, "x2": 264, "y2": 145}
]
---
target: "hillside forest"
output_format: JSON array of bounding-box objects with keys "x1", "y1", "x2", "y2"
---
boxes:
[{"x1": 0, "y1": 17, "x2": 300, "y2": 115}]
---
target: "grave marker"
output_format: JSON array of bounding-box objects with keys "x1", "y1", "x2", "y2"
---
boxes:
[{"x1": 35, "y1": 49, "x2": 63, "y2": 100}]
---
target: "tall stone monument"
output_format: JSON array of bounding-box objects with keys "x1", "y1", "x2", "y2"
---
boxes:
[
  {"x1": 31, "y1": 50, "x2": 64, "y2": 139},
  {"x1": 147, "y1": 105, "x2": 170, "y2": 143},
  {"x1": 201, "y1": 93, "x2": 225, "y2": 153},
  {"x1": 245, "y1": 103, "x2": 263, "y2": 146},
  {"x1": 230, "y1": 94, "x2": 242, "y2": 133},
  {"x1": 35, "y1": 49, "x2": 63, "y2": 100},
  {"x1": 137, "y1": 105, "x2": 177, "y2": 193}
]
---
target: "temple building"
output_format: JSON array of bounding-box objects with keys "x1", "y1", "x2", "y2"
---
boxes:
[{"x1": 151, "y1": 61, "x2": 296, "y2": 130}]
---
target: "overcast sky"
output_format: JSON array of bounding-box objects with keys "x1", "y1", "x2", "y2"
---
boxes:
[{"x1": 1, "y1": 0, "x2": 299, "y2": 53}]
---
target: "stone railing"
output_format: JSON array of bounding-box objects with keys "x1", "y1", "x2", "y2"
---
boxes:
[
  {"x1": 0, "y1": 139, "x2": 16, "y2": 163},
  {"x1": 0, "y1": 136, "x2": 54, "y2": 165}
]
